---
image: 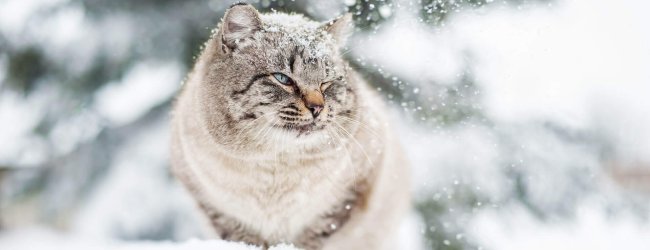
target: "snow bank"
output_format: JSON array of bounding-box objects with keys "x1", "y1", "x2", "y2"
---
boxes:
[{"x1": 0, "y1": 228, "x2": 298, "y2": 250}]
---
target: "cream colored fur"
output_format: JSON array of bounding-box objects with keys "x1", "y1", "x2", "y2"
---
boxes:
[{"x1": 171, "y1": 4, "x2": 410, "y2": 250}]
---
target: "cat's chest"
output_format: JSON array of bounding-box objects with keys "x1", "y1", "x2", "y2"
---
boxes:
[{"x1": 198, "y1": 156, "x2": 353, "y2": 241}]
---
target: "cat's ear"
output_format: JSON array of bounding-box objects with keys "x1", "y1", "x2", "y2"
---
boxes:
[
  {"x1": 220, "y1": 3, "x2": 262, "y2": 51},
  {"x1": 322, "y1": 13, "x2": 353, "y2": 47}
]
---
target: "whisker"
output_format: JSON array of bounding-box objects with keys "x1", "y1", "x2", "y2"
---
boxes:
[
  {"x1": 233, "y1": 111, "x2": 277, "y2": 147},
  {"x1": 336, "y1": 116, "x2": 382, "y2": 140},
  {"x1": 331, "y1": 120, "x2": 376, "y2": 169},
  {"x1": 318, "y1": 127, "x2": 357, "y2": 194},
  {"x1": 257, "y1": 117, "x2": 277, "y2": 148},
  {"x1": 327, "y1": 125, "x2": 364, "y2": 185}
]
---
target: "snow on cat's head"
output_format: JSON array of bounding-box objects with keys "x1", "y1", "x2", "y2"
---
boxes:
[{"x1": 196, "y1": 3, "x2": 360, "y2": 152}]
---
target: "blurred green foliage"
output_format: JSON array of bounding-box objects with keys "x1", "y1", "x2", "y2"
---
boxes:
[
  {"x1": 6, "y1": 47, "x2": 46, "y2": 94},
  {"x1": 416, "y1": 185, "x2": 484, "y2": 250}
]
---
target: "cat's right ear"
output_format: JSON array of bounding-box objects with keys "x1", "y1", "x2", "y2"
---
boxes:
[
  {"x1": 220, "y1": 3, "x2": 262, "y2": 53},
  {"x1": 322, "y1": 13, "x2": 353, "y2": 48}
]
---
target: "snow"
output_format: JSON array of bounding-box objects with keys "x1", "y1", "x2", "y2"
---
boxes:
[
  {"x1": 0, "y1": 228, "x2": 297, "y2": 250},
  {"x1": 367, "y1": 0, "x2": 650, "y2": 248},
  {"x1": 71, "y1": 120, "x2": 205, "y2": 240},
  {"x1": 0, "y1": 120, "x2": 300, "y2": 249},
  {"x1": 2, "y1": 0, "x2": 650, "y2": 249},
  {"x1": 457, "y1": 0, "x2": 650, "y2": 131},
  {"x1": 362, "y1": 0, "x2": 650, "y2": 162},
  {"x1": 397, "y1": 213, "x2": 427, "y2": 250},
  {"x1": 360, "y1": 0, "x2": 650, "y2": 163},
  {"x1": 261, "y1": 13, "x2": 335, "y2": 59},
  {"x1": 94, "y1": 61, "x2": 182, "y2": 126},
  {"x1": 0, "y1": 90, "x2": 50, "y2": 166},
  {"x1": 0, "y1": 0, "x2": 64, "y2": 36},
  {"x1": 353, "y1": 10, "x2": 464, "y2": 86},
  {"x1": 401, "y1": 123, "x2": 503, "y2": 197},
  {"x1": 469, "y1": 202, "x2": 650, "y2": 250},
  {"x1": 47, "y1": 111, "x2": 102, "y2": 156}
]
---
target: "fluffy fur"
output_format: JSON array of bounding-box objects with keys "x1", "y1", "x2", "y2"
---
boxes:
[{"x1": 171, "y1": 4, "x2": 410, "y2": 250}]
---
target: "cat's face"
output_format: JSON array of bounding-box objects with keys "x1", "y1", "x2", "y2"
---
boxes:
[{"x1": 197, "y1": 4, "x2": 359, "y2": 150}]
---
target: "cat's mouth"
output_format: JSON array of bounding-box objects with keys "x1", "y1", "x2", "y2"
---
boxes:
[{"x1": 275, "y1": 122, "x2": 325, "y2": 136}]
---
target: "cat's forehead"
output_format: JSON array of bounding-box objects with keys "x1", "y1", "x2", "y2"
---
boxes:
[
  {"x1": 259, "y1": 13, "x2": 336, "y2": 59},
  {"x1": 261, "y1": 13, "x2": 320, "y2": 31}
]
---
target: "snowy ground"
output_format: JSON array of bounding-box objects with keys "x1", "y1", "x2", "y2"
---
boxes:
[
  {"x1": 0, "y1": 228, "x2": 298, "y2": 250},
  {"x1": 2, "y1": 0, "x2": 650, "y2": 249}
]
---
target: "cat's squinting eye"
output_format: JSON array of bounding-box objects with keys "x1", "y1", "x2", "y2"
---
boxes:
[
  {"x1": 321, "y1": 81, "x2": 333, "y2": 91},
  {"x1": 272, "y1": 73, "x2": 292, "y2": 85},
  {"x1": 321, "y1": 76, "x2": 342, "y2": 91}
]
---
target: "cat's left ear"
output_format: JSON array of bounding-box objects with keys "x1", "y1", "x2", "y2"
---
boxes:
[{"x1": 322, "y1": 13, "x2": 353, "y2": 48}]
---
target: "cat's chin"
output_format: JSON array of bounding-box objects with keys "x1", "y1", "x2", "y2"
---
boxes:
[
  {"x1": 267, "y1": 123, "x2": 331, "y2": 146},
  {"x1": 273, "y1": 123, "x2": 326, "y2": 137}
]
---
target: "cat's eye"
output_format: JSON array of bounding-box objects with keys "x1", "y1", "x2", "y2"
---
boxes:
[
  {"x1": 321, "y1": 81, "x2": 333, "y2": 91},
  {"x1": 272, "y1": 73, "x2": 292, "y2": 85}
]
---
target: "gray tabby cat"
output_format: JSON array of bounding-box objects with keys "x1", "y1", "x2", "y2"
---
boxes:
[{"x1": 171, "y1": 3, "x2": 410, "y2": 250}]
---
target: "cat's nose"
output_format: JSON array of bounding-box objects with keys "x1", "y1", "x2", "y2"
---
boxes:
[
  {"x1": 302, "y1": 90, "x2": 324, "y2": 118},
  {"x1": 308, "y1": 105, "x2": 323, "y2": 118}
]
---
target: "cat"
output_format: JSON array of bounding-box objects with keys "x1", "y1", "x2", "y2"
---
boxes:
[{"x1": 170, "y1": 3, "x2": 410, "y2": 250}]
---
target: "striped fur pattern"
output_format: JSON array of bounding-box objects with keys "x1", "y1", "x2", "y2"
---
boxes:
[{"x1": 171, "y1": 4, "x2": 410, "y2": 250}]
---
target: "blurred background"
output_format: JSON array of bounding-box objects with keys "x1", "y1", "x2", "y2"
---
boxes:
[{"x1": 1, "y1": 0, "x2": 649, "y2": 249}]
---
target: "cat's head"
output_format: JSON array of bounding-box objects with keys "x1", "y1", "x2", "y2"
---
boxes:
[{"x1": 196, "y1": 4, "x2": 360, "y2": 150}]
